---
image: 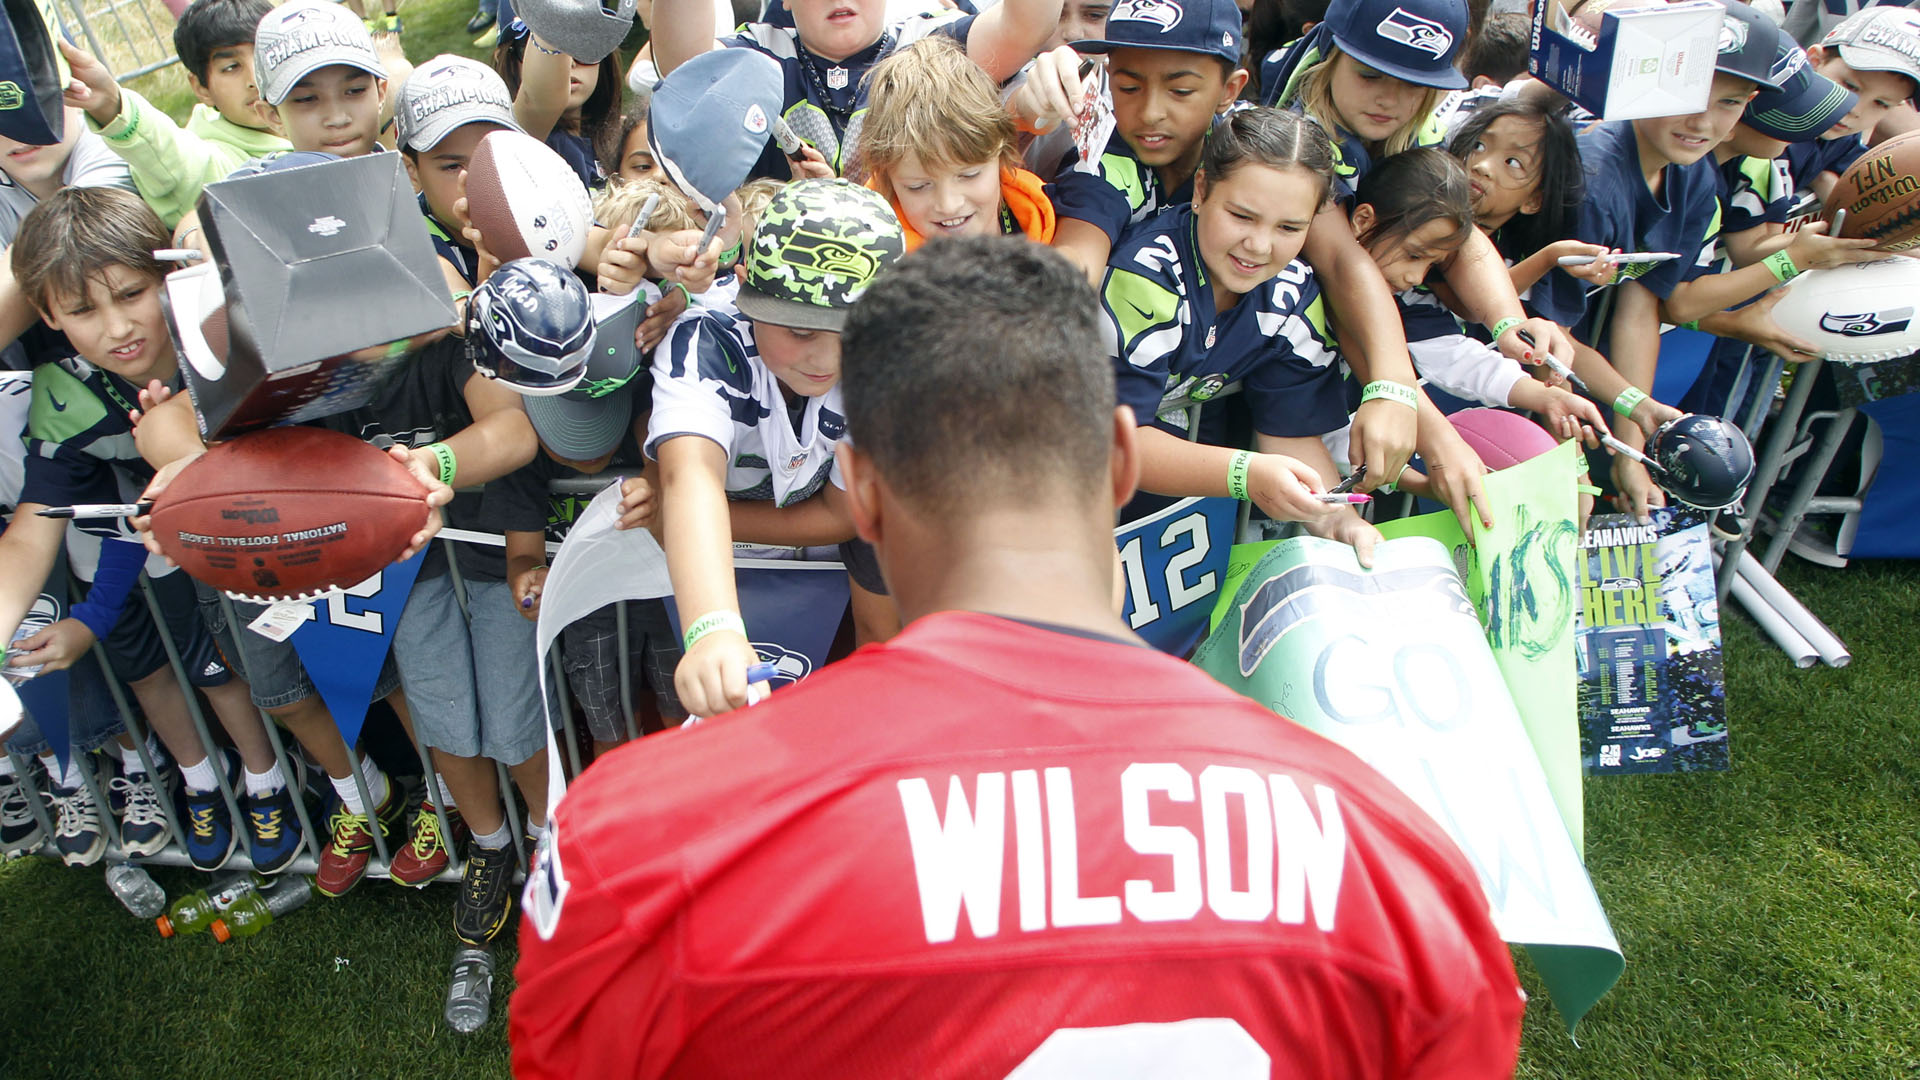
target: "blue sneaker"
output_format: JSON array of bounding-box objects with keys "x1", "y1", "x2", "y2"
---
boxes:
[
  {"x1": 181, "y1": 751, "x2": 238, "y2": 871},
  {"x1": 245, "y1": 758, "x2": 307, "y2": 875}
]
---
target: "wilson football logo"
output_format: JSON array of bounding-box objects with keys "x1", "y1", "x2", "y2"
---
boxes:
[
  {"x1": 1819, "y1": 307, "x2": 1913, "y2": 337},
  {"x1": 1375, "y1": 7, "x2": 1453, "y2": 56},
  {"x1": 1109, "y1": 0, "x2": 1182, "y2": 32}
]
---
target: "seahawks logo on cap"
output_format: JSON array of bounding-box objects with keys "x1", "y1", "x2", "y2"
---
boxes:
[
  {"x1": 1376, "y1": 7, "x2": 1454, "y2": 57},
  {"x1": 1820, "y1": 307, "x2": 1913, "y2": 336},
  {"x1": 1109, "y1": 0, "x2": 1182, "y2": 32},
  {"x1": 1719, "y1": 16, "x2": 1748, "y2": 54},
  {"x1": 0, "y1": 83, "x2": 21, "y2": 111}
]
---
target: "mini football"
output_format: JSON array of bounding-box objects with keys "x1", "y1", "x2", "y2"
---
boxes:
[
  {"x1": 1827, "y1": 129, "x2": 1920, "y2": 251},
  {"x1": 1770, "y1": 259, "x2": 1920, "y2": 364},
  {"x1": 1450, "y1": 407, "x2": 1559, "y2": 471},
  {"x1": 150, "y1": 427, "x2": 429, "y2": 602},
  {"x1": 464, "y1": 130, "x2": 592, "y2": 268}
]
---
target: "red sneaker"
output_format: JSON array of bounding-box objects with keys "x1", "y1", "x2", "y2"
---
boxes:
[
  {"x1": 388, "y1": 803, "x2": 465, "y2": 887},
  {"x1": 315, "y1": 785, "x2": 404, "y2": 897}
]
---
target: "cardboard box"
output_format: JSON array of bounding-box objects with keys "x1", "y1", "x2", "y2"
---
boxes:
[
  {"x1": 164, "y1": 153, "x2": 458, "y2": 439},
  {"x1": 1529, "y1": 0, "x2": 1724, "y2": 121}
]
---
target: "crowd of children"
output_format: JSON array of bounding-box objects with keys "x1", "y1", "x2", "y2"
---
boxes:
[{"x1": 0, "y1": 0, "x2": 1912, "y2": 1031}]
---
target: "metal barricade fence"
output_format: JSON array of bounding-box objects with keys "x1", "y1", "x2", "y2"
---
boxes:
[{"x1": 49, "y1": 0, "x2": 182, "y2": 84}]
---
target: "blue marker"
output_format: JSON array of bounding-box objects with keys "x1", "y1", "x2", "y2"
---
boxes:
[{"x1": 746, "y1": 661, "x2": 777, "y2": 685}]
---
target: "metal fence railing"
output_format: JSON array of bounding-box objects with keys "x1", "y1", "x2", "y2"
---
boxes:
[{"x1": 48, "y1": 0, "x2": 182, "y2": 85}]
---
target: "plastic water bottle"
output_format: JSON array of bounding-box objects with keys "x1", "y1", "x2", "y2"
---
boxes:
[
  {"x1": 210, "y1": 875, "x2": 312, "y2": 941},
  {"x1": 444, "y1": 947, "x2": 495, "y2": 1033},
  {"x1": 155, "y1": 871, "x2": 263, "y2": 937},
  {"x1": 105, "y1": 863, "x2": 166, "y2": 919}
]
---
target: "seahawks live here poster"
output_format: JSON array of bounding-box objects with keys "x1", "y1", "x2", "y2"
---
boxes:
[{"x1": 1576, "y1": 508, "x2": 1729, "y2": 774}]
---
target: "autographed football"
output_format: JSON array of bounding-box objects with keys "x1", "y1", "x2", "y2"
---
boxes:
[
  {"x1": 149, "y1": 427, "x2": 429, "y2": 602},
  {"x1": 464, "y1": 130, "x2": 593, "y2": 268},
  {"x1": 1827, "y1": 129, "x2": 1920, "y2": 251},
  {"x1": 1450, "y1": 407, "x2": 1559, "y2": 470},
  {"x1": 1770, "y1": 259, "x2": 1920, "y2": 363}
]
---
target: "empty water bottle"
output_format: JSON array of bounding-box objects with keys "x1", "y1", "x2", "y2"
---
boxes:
[
  {"x1": 105, "y1": 863, "x2": 166, "y2": 919},
  {"x1": 210, "y1": 875, "x2": 313, "y2": 941},
  {"x1": 156, "y1": 871, "x2": 264, "y2": 937},
  {"x1": 444, "y1": 946, "x2": 494, "y2": 1033}
]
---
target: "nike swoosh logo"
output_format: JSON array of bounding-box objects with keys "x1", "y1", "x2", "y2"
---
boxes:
[
  {"x1": 1125, "y1": 298, "x2": 1157, "y2": 323},
  {"x1": 46, "y1": 391, "x2": 67, "y2": 412}
]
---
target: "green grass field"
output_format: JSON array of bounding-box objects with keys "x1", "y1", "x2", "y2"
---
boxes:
[{"x1": 8, "y1": 7, "x2": 1920, "y2": 1075}]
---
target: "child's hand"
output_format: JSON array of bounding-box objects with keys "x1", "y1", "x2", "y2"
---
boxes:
[
  {"x1": 395, "y1": 445, "x2": 455, "y2": 560},
  {"x1": 126, "y1": 379, "x2": 174, "y2": 429},
  {"x1": 1553, "y1": 241, "x2": 1618, "y2": 286},
  {"x1": 638, "y1": 282, "x2": 687, "y2": 351},
  {"x1": 1348, "y1": 398, "x2": 1417, "y2": 495},
  {"x1": 614, "y1": 474, "x2": 658, "y2": 531},
  {"x1": 131, "y1": 450, "x2": 205, "y2": 561},
  {"x1": 1422, "y1": 426, "x2": 1495, "y2": 538},
  {"x1": 675, "y1": 629, "x2": 758, "y2": 718},
  {"x1": 1009, "y1": 46, "x2": 1090, "y2": 135},
  {"x1": 1510, "y1": 380, "x2": 1605, "y2": 446},
  {"x1": 647, "y1": 229, "x2": 721, "y2": 295},
  {"x1": 512, "y1": 565, "x2": 548, "y2": 622},
  {"x1": 1712, "y1": 288, "x2": 1822, "y2": 361},
  {"x1": 1610, "y1": 451, "x2": 1664, "y2": 524},
  {"x1": 1495, "y1": 315, "x2": 1576, "y2": 372},
  {"x1": 58, "y1": 39, "x2": 121, "y2": 128},
  {"x1": 1784, "y1": 219, "x2": 1883, "y2": 271},
  {"x1": 597, "y1": 233, "x2": 649, "y2": 297},
  {"x1": 1626, "y1": 395, "x2": 1684, "y2": 438},
  {"x1": 452, "y1": 182, "x2": 502, "y2": 284},
  {"x1": 786, "y1": 142, "x2": 834, "y2": 180},
  {"x1": 1314, "y1": 512, "x2": 1382, "y2": 570},
  {"x1": 6, "y1": 618, "x2": 97, "y2": 675},
  {"x1": 1247, "y1": 452, "x2": 1338, "y2": 522}
]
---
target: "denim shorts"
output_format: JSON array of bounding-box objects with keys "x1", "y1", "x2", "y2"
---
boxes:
[
  {"x1": 103, "y1": 569, "x2": 231, "y2": 688},
  {"x1": 196, "y1": 581, "x2": 401, "y2": 711},
  {"x1": 392, "y1": 573, "x2": 546, "y2": 766},
  {"x1": 559, "y1": 599, "x2": 685, "y2": 743}
]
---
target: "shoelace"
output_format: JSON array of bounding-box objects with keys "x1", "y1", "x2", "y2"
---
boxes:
[
  {"x1": 188, "y1": 801, "x2": 220, "y2": 840},
  {"x1": 50, "y1": 787, "x2": 99, "y2": 839},
  {"x1": 408, "y1": 809, "x2": 443, "y2": 857},
  {"x1": 327, "y1": 805, "x2": 370, "y2": 857},
  {"x1": 251, "y1": 805, "x2": 283, "y2": 842},
  {"x1": 0, "y1": 778, "x2": 34, "y2": 827},
  {"x1": 110, "y1": 775, "x2": 167, "y2": 828},
  {"x1": 463, "y1": 847, "x2": 505, "y2": 906}
]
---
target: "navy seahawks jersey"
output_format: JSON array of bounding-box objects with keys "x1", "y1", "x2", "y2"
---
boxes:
[
  {"x1": 1534, "y1": 121, "x2": 1722, "y2": 339},
  {"x1": 422, "y1": 194, "x2": 479, "y2": 286},
  {"x1": 648, "y1": 302, "x2": 846, "y2": 507},
  {"x1": 723, "y1": 12, "x2": 973, "y2": 182},
  {"x1": 1052, "y1": 128, "x2": 1193, "y2": 247},
  {"x1": 1780, "y1": 133, "x2": 1867, "y2": 226},
  {"x1": 1101, "y1": 204, "x2": 1344, "y2": 444}
]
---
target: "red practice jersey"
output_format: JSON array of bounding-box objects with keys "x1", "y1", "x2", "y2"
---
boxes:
[{"x1": 512, "y1": 612, "x2": 1523, "y2": 1079}]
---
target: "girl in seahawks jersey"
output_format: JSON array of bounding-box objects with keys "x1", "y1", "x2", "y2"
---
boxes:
[
  {"x1": 1103, "y1": 108, "x2": 1380, "y2": 561},
  {"x1": 1445, "y1": 101, "x2": 1613, "y2": 297}
]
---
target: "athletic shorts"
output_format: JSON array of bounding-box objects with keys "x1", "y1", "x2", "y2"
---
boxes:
[
  {"x1": 103, "y1": 569, "x2": 231, "y2": 688},
  {"x1": 196, "y1": 582, "x2": 401, "y2": 711},
  {"x1": 560, "y1": 599, "x2": 685, "y2": 743},
  {"x1": 392, "y1": 573, "x2": 546, "y2": 766}
]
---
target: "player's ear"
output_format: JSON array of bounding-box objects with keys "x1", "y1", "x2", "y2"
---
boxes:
[
  {"x1": 1109, "y1": 405, "x2": 1140, "y2": 511},
  {"x1": 837, "y1": 442, "x2": 883, "y2": 545}
]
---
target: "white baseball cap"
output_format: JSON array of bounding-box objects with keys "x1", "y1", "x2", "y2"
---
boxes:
[
  {"x1": 254, "y1": 0, "x2": 388, "y2": 107},
  {"x1": 1822, "y1": 7, "x2": 1920, "y2": 96},
  {"x1": 395, "y1": 55, "x2": 521, "y2": 152}
]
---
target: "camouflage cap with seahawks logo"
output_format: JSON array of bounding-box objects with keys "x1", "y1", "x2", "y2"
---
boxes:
[{"x1": 736, "y1": 179, "x2": 904, "y2": 333}]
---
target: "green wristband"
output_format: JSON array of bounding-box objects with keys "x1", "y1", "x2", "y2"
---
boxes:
[
  {"x1": 1226, "y1": 450, "x2": 1253, "y2": 501},
  {"x1": 683, "y1": 610, "x2": 746, "y2": 651},
  {"x1": 1763, "y1": 250, "x2": 1799, "y2": 284},
  {"x1": 1612, "y1": 386, "x2": 1649, "y2": 419},
  {"x1": 427, "y1": 442, "x2": 457, "y2": 486},
  {"x1": 1489, "y1": 316, "x2": 1523, "y2": 341},
  {"x1": 1360, "y1": 380, "x2": 1420, "y2": 411}
]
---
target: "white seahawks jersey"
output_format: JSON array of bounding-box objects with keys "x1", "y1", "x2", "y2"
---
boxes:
[
  {"x1": 647, "y1": 302, "x2": 846, "y2": 508},
  {"x1": 0, "y1": 369, "x2": 29, "y2": 520}
]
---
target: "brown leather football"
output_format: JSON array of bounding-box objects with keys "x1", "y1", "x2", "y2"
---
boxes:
[{"x1": 1828, "y1": 129, "x2": 1920, "y2": 252}]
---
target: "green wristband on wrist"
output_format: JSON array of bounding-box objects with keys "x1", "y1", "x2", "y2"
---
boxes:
[
  {"x1": 1612, "y1": 386, "x2": 1649, "y2": 419},
  {"x1": 683, "y1": 610, "x2": 746, "y2": 651},
  {"x1": 427, "y1": 442, "x2": 457, "y2": 486},
  {"x1": 1489, "y1": 316, "x2": 1523, "y2": 341},
  {"x1": 1763, "y1": 250, "x2": 1799, "y2": 284},
  {"x1": 1360, "y1": 380, "x2": 1419, "y2": 411},
  {"x1": 1226, "y1": 450, "x2": 1253, "y2": 501}
]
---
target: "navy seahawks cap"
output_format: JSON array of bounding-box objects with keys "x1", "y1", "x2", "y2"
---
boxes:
[
  {"x1": 1746, "y1": 39, "x2": 1853, "y2": 141},
  {"x1": 1072, "y1": 0, "x2": 1244, "y2": 65},
  {"x1": 1715, "y1": 2, "x2": 1784, "y2": 92},
  {"x1": 224, "y1": 149, "x2": 340, "y2": 179},
  {"x1": 647, "y1": 48, "x2": 782, "y2": 214},
  {"x1": 0, "y1": 0, "x2": 67, "y2": 145},
  {"x1": 1322, "y1": 0, "x2": 1468, "y2": 91}
]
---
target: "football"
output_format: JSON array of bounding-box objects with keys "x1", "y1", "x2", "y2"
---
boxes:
[
  {"x1": 1770, "y1": 259, "x2": 1920, "y2": 364},
  {"x1": 149, "y1": 427, "x2": 430, "y2": 602},
  {"x1": 464, "y1": 130, "x2": 593, "y2": 268},
  {"x1": 1827, "y1": 129, "x2": 1920, "y2": 251},
  {"x1": 1450, "y1": 407, "x2": 1559, "y2": 470}
]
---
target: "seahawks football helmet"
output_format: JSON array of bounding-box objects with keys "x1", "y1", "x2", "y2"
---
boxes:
[
  {"x1": 468, "y1": 258, "x2": 593, "y2": 396},
  {"x1": 1646, "y1": 413, "x2": 1755, "y2": 510}
]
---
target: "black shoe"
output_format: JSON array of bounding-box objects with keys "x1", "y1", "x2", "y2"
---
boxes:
[
  {"x1": 0, "y1": 764, "x2": 46, "y2": 854},
  {"x1": 453, "y1": 842, "x2": 515, "y2": 946},
  {"x1": 465, "y1": 8, "x2": 495, "y2": 33}
]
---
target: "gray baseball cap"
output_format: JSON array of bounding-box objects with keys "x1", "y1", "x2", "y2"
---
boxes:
[
  {"x1": 523, "y1": 291, "x2": 647, "y2": 459},
  {"x1": 254, "y1": 0, "x2": 387, "y2": 107},
  {"x1": 395, "y1": 55, "x2": 522, "y2": 152},
  {"x1": 648, "y1": 48, "x2": 783, "y2": 213},
  {"x1": 514, "y1": 0, "x2": 636, "y2": 64},
  {"x1": 1822, "y1": 7, "x2": 1920, "y2": 96}
]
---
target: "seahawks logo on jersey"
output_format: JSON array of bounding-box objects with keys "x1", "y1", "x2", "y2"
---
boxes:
[{"x1": 1375, "y1": 7, "x2": 1453, "y2": 57}]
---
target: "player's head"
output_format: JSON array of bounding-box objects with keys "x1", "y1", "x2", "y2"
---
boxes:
[
  {"x1": 862, "y1": 37, "x2": 1019, "y2": 246},
  {"x1": 1810, "y1": 7, "x2": 1920, "y2": 139},
  {"x1": 12, "y1": 187, "x2": 174, "y2": 385},
  {"x1": 839, "y1": 236, "x2": 1128, "y2": 531},
  {"x1": 736, "y1": 179, "x2": 904, "y2": 399},
  {"x1": 174, "y1": 0, "x2": 275, "y2": 130},
  {"x1": 1350, "y1": 147, "x2": 1473, "y2": 292},
  {"x1": 1191, "y1": 107, "x2": 1332, "y2": 299},
  {"x1": 254, "y1": 0, "x2": 389, "y2": 156},
  {"x1": 1446, "y1": 97, "x2": 1582, "y2": 248},
  {"x1": 396, "y1": 55, "x2": 522, "y2": 229},
  {"x1": 1462, "y1": 10, "x2": 1528, "y2": 88},
  {"x1": 1075, "y1": 0, "x2": 1250, "y2": 173}
]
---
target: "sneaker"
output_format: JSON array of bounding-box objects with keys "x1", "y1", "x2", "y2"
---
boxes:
[
  {"x1": 390, "y1": 803, "x2": 464, "y2": 887},
  {"x1": 465, "y1": 8, "x2": 495, "y2": 33},
  {"x1": 181, "y1": 752, "x2": 239, "y2": 871},
  {"x1": 110, "y1": 764, "x2": 172, "y2": 858},
  {"x1": 245, "y1": 785, "x2": 306, "y2": 875},
  {"x1": 315, "y1": 781, "x2": 404, "y2": 898},
  {"x1": 49, "y1": 774, "x2": 107, "y2": 867},
  {"x1": 473, "y1": 23, "x2": 499, "y2": 48},
  {"x1": 0, "y1": 766, "x2": 46, "y2": 855},
  {"x1": 454, "y1": 841, "x2": 516, "y2": 945}
]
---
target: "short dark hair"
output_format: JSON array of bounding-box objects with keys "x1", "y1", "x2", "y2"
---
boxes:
[
  {"x1": 1445, "y1": 98, "x2": 1585, "y2": 260},
  {"x1": 173, "y1": 0, "x2": 274, "y2": 85},
  {"x1": 840, "y1": 237, "x2": 1112, "y2": 511},
  {"x1": 1463, "y1": 11, "x2": 1530, "y2": 85},
  {"x1": 1353, "y1": 147, "x2": 1475, "y2": 260},
  {"x1": 11, "y1": 187, "x2": 169, "y2": 314}
]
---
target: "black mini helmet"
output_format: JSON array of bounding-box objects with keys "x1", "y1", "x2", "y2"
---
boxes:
[
  {"x1": 1646, "y1": 414, "x2": 1756, "y2": 510},
  {"x1": 468, "y1": 258, "x2": 593, "y2": 395}
]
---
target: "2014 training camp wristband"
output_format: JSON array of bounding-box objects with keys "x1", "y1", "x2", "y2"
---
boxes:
[
  {"x1": 1612, "y1": 386, "x2": 1648, "y2": 419},
  {"x1": 1488, "y1": 317, "x2": 1523, "y2": 342},
  {"x1": 1763, "y1": 250, "x2": 1799, "y2": 284},
  {"x1": 1360, "y1": 380, "x2": 1419, "y2": 411},
  {"x1": 683, "y1": 610, "x2": 746, "y2": 651},
  {"x1": 1227, "y1": 450, "x2": 1253, "y2": 501},
  {"x1": 427, "y1": 442, "x2": 457, "y2": 486}
]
